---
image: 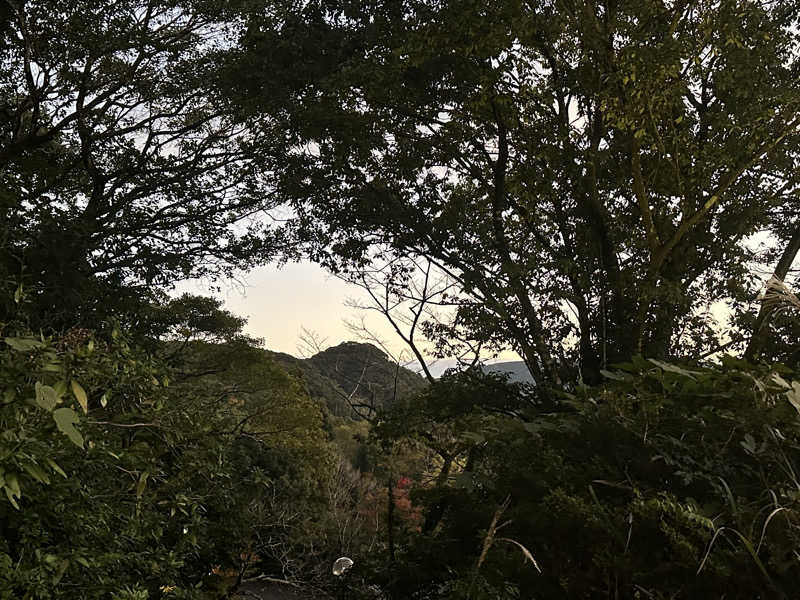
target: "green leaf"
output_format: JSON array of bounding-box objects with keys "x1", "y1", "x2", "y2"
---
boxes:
[
  {"x1": 53, "y1": 408, "x2": 84, "y2": 449},
  {"x1": 5, "y1": 473, "x2": 20, "y2": 498},
  {"x1": 46, "y1": 459, "x2": 67, "y2": 479},
  {"x1": 600, "y1": 369, "x2": 629, "y2": 381},
  {"x1": 522, "y1": 421, "x2": 558, "y2": 435},
  {"x1": 3, "y1": 388, "x2": 15, "y2": 404},
  {"x1": 740, "y1": 434, "x2": 757, "y2": 455},
  {"x1": 462, "y1": 431, "x2": 485, "y2": 444},
  {"x1": 5, "y1": 337, "x2": 44, "y2": 352},
  {"x1": 136, "y1": 471, "x2": 149, "y2": 499},
  {"x1": 718, "y1": 476, "x2": 737, "y2": 514},
  {"x1": 771, "y1": 373, "x2": 791, "y2": 389},
  {"x1": 787, "y1": 382, "x2": 800, "y2": 415},
  {"x1": 52, "y1": 558, "x2": 69, "y2": 584},
  {"x1": 35, "y1": 382, "x2": 58, "y2": 412},
  {"x1": 52, "y1": 380, "x2": 67, "y2": 398},
  {"x1": 4, "y1": 473, "x2": 20, "y2": 509},
  {"x1": 4, "y1": 487, "x2": 19, "y2": 509},
  {"x1": 41, "y1": 359, "x2": 62, "y2": 373},
  {"x1": 70, "y1": 380, "x2": 88, "y2": 414},
  {"x1": 21, "y1": 462, "x2": 50, "y2": 484},
  {"x1": 647, "y1": 358, "x2": 700, "y2": 379}
]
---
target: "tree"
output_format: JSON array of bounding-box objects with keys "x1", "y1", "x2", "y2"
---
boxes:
[
  {"x1": 0, "y1": 0, "x2": 285, "y2": 330},
  {"x1": 0, "y1": 318, "x2": 334, "y2": 598},
  {"x1": 340, "y1": 253, "x2": 483, "y2": 383},
  {"x1": 744, "y1": 222, "x2": 800, "y2": 362},
  {"x1": 234, "y1": 0, "x2": 800, "y2": 385}
]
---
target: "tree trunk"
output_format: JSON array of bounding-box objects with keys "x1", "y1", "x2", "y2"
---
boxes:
[
  {"x1": 422, "y1": 455, "x2": 453, "y2": 534},
  {"x1": 386, "y1": 476, "x2": 396, "y2": 563},
  {"x1": 745, "y1": 222, "x2": 800, "y2": 360}
]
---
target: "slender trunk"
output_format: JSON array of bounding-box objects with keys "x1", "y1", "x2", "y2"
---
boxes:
[
  {"x1": 745, "y1": 223, "x2": 800, "y2": 360},
  {"x1": 422, "y1": 455, "x2": 453, "y2": 534},
  {"x1": 422, "y1": 448, "x2": 480, "y2": 534},
  {"x1": 578, "y1": 304, "x2": 602, "y2": 384},
  {"x1": 490, "y1": 108, "x2": 560, "y2": 387},
  {"x1": 386, "y1": 476, "x2": 395, "y2": 563}
]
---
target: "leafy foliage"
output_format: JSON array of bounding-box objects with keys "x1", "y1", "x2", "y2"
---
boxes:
[
  {"x1": 0, "y1": 0, "x2": 284, "y2": 331},
  {"x1": 0, "y1": 322, "x2": 334, "y2": 598},
  {"x1": 368, "y1": 361, "x2": 800, "y2": 598},
  {"x1": 233, "y1": 0, "x2": 800, "y2": 383}
]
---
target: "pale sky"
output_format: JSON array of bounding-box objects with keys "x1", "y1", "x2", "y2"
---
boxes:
[
  {"x1": 175, "y1": 258, "x2": 755, "y2": 372},
  {"x1": 175, "y1": 261, "x2": 511, "y2": 373},
  {"x1": 177, "y1": 261, "x2": 388, "y2": 353}
]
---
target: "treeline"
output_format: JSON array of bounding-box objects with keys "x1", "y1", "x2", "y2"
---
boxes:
[{"x1": 2, "y1": 0, "x2": 800, "y2": 599}]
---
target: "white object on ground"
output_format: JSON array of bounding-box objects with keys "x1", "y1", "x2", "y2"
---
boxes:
[{"x1": 332, "y1": 557, "x2": 354, "y2": 576}]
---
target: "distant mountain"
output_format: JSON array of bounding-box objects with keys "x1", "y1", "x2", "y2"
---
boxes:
[
  {"x1": 414, "y1": 359, "x2": 533, "y2": 383},
  {"x1": 411, "y1": 357, "x2": 534, "y2": 383},
  {"x1": 482, "y1": 360, "x2": 533, "y2": 383},
  {"x1": 426, "y1": 358, "x2": 461, "y2": 378},
  {"x1": 271, "y1": 342, "x2": 531, "y2": 418},
  {"x1": 270, "y1": 342, "x2": 427, "y2": 419}
]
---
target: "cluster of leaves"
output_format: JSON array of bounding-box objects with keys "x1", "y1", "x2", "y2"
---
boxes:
[
  {"x1": 366, "y1": 361, "x2": 800, "y2": 598},
  {"x1": 0, "y1": 321, "x2": 335, "y2": 599}
]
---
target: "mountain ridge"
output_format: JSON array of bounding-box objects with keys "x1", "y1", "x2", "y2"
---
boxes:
[
  {"x1": 270, "y1": 341, "x2": 427, "y2": 419},
  {"x1": 271, "y1": 341, "x2": 533, "y2": 418}
]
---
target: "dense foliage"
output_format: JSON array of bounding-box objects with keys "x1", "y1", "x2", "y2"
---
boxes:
[
  {"x1": 0, "y1": 1, "x2": 798, "y2": 599},
  {"x1": 0, "y1": 0, "x2": 283, "y2": 331},
  {"x1": 0, "y1": 308, "x2": 337, "y2": 598},
  {"x1": 0, "y1": 288, "x2": 427, "y2": 598},
  {"x1": 233, "y1": 0, "x2": 800, "y2": 383},
  {"x1": 365, "y1": 361, "x2": 800, "y2": 599}
]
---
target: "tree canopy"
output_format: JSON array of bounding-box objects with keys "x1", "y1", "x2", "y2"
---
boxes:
[
  {"x1": 234, "y1": 0, "x2": 800, "y2": 384},
  {"x1": 0, "y1": 0, "x2": 286, "y2": 330}
]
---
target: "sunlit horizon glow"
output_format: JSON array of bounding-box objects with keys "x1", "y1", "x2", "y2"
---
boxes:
[
  {"x1": 174, "y1": 259, "x2": 745, "y2": 377},
  {"x1": 175, "y1": 261, "x2": 522, "y2": 375}
]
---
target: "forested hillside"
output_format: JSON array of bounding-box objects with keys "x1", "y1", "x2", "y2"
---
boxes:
[
  {"x1": 1, "y1": 1, "x2": 800, "y2": 599},
  {"x1": 271, "y1": 342, "x2": 427, "y2": 418}
]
